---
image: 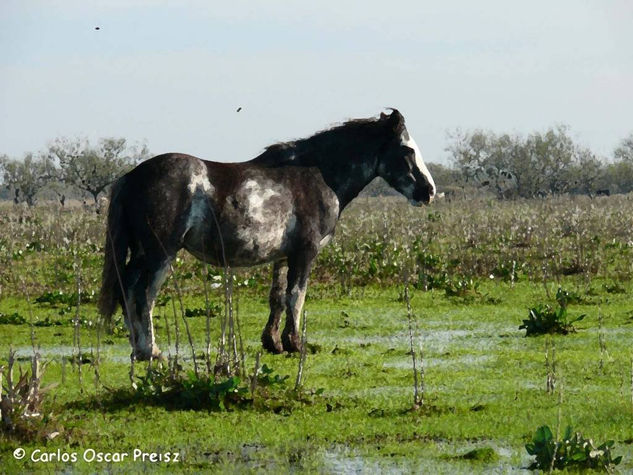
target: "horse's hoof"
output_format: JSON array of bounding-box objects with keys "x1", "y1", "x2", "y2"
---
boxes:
[
  {"x1": 262, "y1": 332, "x2": 283, "y2": 354},
  {"x1": 132, "y1": 346, "x2": 162, "y2": 361},
  {"x1": 281, "y1": 333, "x2": 302, "y2": 353}
]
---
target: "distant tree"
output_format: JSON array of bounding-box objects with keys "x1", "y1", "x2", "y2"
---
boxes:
[
  {"x1": 447, "y1": 129, "x2": 522, "y2": 197},
  {"x1": 0, "y1": 153, "x2": 55, "y2": 206},
  {"x1": 447, "y1": 125, "x2": 590, "y2": 198},
  {"x1": 48, "y1": 137, "x2": 149, "y2": 203},
  {"x1": 599, "y1": 133, "x2": 633, "y2": 193},
  {"x1": 525, "y1": 126, "x2": 578, "y2": 195},
  {"x1": 565, "y1": 148, "x2": 603, "y2": 195},
  {"x1": 603, "y1": 160, "x2": 633, "y2": 194},
  {"x1": 445, "y1": 129, "x2": 491, "y2": 172},
  {"x1": 614, "y1": 133, "x2": 633, "y2": 162}
]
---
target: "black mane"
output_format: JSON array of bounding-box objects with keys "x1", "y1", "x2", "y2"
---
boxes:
[{"x1": 250, "y1": 114, "x2": 397, "y2": 168}]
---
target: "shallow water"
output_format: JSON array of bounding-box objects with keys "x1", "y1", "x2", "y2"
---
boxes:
[
  {"x1": 382, "y1": 354, "x2": 494, "y2": 370},
  {"x1": 321, "y1": 440, "x2": 533, "y2": 474}
]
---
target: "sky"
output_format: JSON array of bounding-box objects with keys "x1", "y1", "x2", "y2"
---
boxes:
[{"x1": 1, "y1": 0, "x2": 632, "y2": 165}]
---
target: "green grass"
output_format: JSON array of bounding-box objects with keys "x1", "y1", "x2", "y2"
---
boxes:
[
  {"x1": 2, "y1": 279, "x2": 633, "y2": 472},
  {"x1": 2, "y1": 195, "x2": 633, "y2": 471}
]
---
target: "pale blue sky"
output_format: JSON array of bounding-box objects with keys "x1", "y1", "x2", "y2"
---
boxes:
[{"x1": 1, "y1": 0, "x2": 632, "y2": 164}]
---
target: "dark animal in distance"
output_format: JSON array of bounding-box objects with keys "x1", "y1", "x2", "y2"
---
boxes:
[{"x1": 99, "y1": 109, "x2": 436, "y2": 360}]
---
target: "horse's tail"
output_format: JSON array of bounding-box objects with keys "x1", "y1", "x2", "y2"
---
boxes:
[{"x1": 98, "y1": 177, "x2": 128, "y2": 326}]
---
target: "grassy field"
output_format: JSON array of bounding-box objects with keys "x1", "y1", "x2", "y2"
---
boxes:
[{"x1": 1, "y1": 195, "x2": 633, "y2": 472}]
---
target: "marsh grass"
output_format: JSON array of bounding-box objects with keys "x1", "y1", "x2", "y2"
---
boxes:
[
  {"x1": 0, "y1": 350, "x2": 57, "y2": 440},
  {"x1": 4, "y1": 194, "x2": 633, "y2": 300},
  {"x1": 2, "y1": 281, "x2": 633, "y2": 471},
  {"x1": 2, "y1": 196, "x2": 633, "y2": 470}
]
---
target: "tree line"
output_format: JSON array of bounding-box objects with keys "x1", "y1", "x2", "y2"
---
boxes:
[
  {"x1": 0, "y1": 138, "x2": 148, "y2": 206},
  {"x1": 430, "y1": 126, "x2": 633, "y2": 199},
  {"x1": 2, "y1": 127, "x2": 633, "y2": 206}
]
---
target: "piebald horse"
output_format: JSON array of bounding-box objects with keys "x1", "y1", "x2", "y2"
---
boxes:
[{"x1": 99, "y1": 109, "x2": 435, "y2": 360}]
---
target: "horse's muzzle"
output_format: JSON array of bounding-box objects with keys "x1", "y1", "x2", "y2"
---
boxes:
[{"x1": 409, "y1": 188, "x2": 435, "y2": 206}]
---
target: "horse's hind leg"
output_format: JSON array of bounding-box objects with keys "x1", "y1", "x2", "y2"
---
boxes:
[
  {"x1": 281, "y1": 252, "x2": 315, "y2": 353},
  {"x1": 121, "y1": 255, "x2": 143, "y2": 356},
  {"x1": 262, "y1": 260, "x2": 287, "y2": 354},
  {"x1": 124, "y1": 256, "x2": 172, "y2": 360}
]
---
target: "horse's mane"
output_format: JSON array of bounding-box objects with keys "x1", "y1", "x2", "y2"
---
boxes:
[{"x1": 250, "y1": 115, "x2": 390, "y2": 168}]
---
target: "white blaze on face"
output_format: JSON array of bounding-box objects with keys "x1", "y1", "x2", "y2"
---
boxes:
[{"x1": 401, "y1": 131, "x2": 436, "y2": 198}]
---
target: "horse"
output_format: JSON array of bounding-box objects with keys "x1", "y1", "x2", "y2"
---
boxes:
[{"x1": 98, "y1": 109, "x2": 436, "y2": 360}]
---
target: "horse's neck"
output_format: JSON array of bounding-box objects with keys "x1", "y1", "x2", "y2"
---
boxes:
[
  {"x1": 303, "y1": 145, "x2": 379, "y2": 209},
  {"x1": 255, "y1": 127, "x2": 385, "y2": 209}
]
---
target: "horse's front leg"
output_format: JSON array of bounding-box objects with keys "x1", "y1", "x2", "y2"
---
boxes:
[
  {"x1": 262, "y1": 260, "x2": 288, "y2": 354},
  {"x1": 281, "y1": 253, "x2": 315, "y2": 353}
]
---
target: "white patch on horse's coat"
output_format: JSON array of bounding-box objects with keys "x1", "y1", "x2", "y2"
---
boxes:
[
  {"x1": 401, "y1": 132, "x2": 436, "y2": 197},
  {"x1": 286, "y1": 215, "x2": 298, "y2": 238},
  {"x1": 242, "y1": 179, "x2": 280, "y2": 222},
  {"x1": 187, "y1": 197, "x2": 207, "y2": 229},
  {"x1": 183, "y1": 163, "x2": 215, "y2": 240},
  {"x1": 188, "y1": 166, "x2": 213, "y2": 194},
  {"x1": 287, "y1": 284, "x2": 307, "y2": 333},
  {"x1": 319, "y1": 234, "x2": 333, "y2": 248},
  {"x1": 183, "y1": 199, "x2": 208, "y2": 245},
  {"x1": 229, "y1": 178, "x2": 294, "y2": 260}
]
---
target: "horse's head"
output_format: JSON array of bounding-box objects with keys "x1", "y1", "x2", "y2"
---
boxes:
[{"x1": 376, "y1": 109, "x2": 436, "y2": 205}]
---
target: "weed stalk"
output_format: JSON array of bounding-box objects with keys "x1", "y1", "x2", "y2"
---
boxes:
[
  {"x1": 550, "y1": 380, "x2": 564, "y2": 473},
  {"x1": 235, "y1": 295, "x2": 246, "y2": 378},
  {"x1": 545, "y1": 337, "x2": 556, "y2": 394},
  {"x1": 202, "y1": 264, "x2": 213, "y2": 377},
  {"x1": 169, "y1": 262, "x2": 199, "y2": 377},
  {"x1": 598, "y1": 310, "x2": 607, "y2": 373},
  {"x1": 94, "y1": 322, "x2": 101, "y2": 392},
  {"x1": 163, "y1": 308, "x2": 174, "y2": 378},
  {"x1": 404, "y1": 278, "x2": 424, "y2": 407},
  {"x1": 72, "y1": 252, "x2": 83, "y2": 393},
  {"x1": 170, "y1": 295, "x2": 181, "y2": 377},
  {"x1": 250, "y1": 351, "x2": 261, "y2": 397}
]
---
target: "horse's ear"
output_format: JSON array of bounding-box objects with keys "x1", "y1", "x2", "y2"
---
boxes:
[
  {"x1": 380, "y1": 112, "x2": 388, "y2": 120},
  {"x1": 386, "y1": 108, "x2": 405, "y2": 133}
]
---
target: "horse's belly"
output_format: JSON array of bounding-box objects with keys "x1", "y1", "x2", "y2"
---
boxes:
[
  {"x1": 183, "y1": 178, "x2": 296, "y2": 266},
  {"x1": 184, "y1": 220, "x2": 292, "y2": 266},
  {"x1": 229, "y1": 215, "x2": 294, "y2": 264}
]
